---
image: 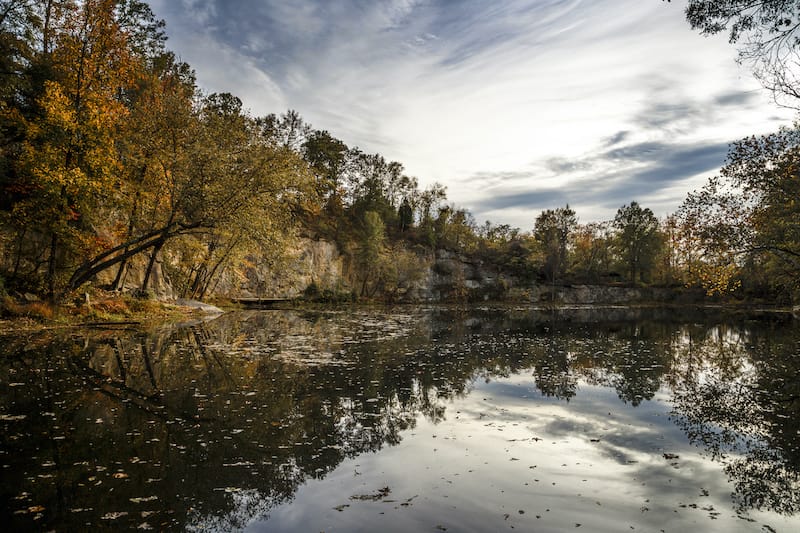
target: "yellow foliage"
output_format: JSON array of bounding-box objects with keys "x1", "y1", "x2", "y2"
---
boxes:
[{"x1": 687, "y1": 261, "x2": 742, "y2": 296}]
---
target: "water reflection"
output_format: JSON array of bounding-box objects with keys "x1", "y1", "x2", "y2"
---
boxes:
[
  {"x1": 671, "y1": 320, "x2": 800, "y2": 515},
  {"x1": 0, "y1": 307, "x2": 798, "y2": 531}
]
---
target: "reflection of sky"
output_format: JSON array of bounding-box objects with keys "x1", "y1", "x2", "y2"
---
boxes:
[{"x1": 254, "y1": 375, "x2": 795, "y2": 532}]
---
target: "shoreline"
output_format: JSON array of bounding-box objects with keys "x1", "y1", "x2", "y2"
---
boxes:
[{"x1": 2, "y1": 298, "x2": 795, "y2": 336}]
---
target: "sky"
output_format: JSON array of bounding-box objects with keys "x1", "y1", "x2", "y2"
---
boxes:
[{"x1": 147, "y1": 0, "x2": 795, "y2": 229}]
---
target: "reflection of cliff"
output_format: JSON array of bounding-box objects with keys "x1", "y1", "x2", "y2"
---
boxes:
[{"x1": 1, "y1": 309, "x2": 798, "y2": 530}]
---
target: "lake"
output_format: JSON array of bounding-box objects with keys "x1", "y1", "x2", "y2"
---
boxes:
[{"x1": 1, "y1": 306, "x2": 799, "y2": 532}]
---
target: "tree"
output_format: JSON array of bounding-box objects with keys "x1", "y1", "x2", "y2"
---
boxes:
[
  {"x1": 571, "y1": 221, "x2": 614, "y2": 282},
  {"x1": 397, "y1": 198, "x2": 414, "y2": 232},
  {"x1": 303, "y1": 129, "x2": 348, "y2": 217},
  {"x1": 259, "y1": 109, "x2": 310, "y2": 152},
  {"x1": 434, "y1": 205, "x2": 477, "y2": 252},
  {"x1": 0, "y1": 0, "x2": 38, "y2": 105},
  {"x1": 376, "y1": 243, "x2": 427, "y2": 302},
  {"x1": 346, "y1": 151, "x2": 396, "y2": 225},
  {"x1": 658, "y1": 215, "x2": 682, "y2": 286},
  {"x1": 355, "y1": 210, "x2": 385, "y2": 297},
  {"x1": 613, "y1": 202, "x2": 661, "y2": 283},
  {"x1": 9, "y1": 0, "x2": 148, "y2": 296},
  {"x1": 678, "y1": 125, "x2": 800, "y2": 298},
  {"x1": 415, "y1": 183, "x2": 447, "y2": 248},
  {"x1": 64, "y1": 90, "x2": 313, "y2": 295},
  {"x1": 673, "y1": 0, "x2": 800, "y2": 105},
  {"x1": 108, "y1": 51, "x2": 196, "y2": 291},
  {"x1": 533, "y1": 205, "x2": 577, "y2": 282}
]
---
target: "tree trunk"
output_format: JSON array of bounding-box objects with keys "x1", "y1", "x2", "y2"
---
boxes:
[
  {"x1": 46, "y1": 232, "x2": 58, "y2": 299},
  {"x1": 11, "y1": 227, "x2": 26, "y2": 280},
  {"x1": 111, "y1": 258, "x2": 128, "y2": 291},
  {"x1": 188, "y1": 265, "x2": 205, "y2": 299},
  {"x1": 112, "y1": 186, "x2": 143, "y2": 291},
  {"x1": 141, "y1": 239, "x2": 164, "y2": 294},
  {"x1": 198, "y1": 236, "x2": 240, "y2": 300},
  {"x1": 47, "y1": 183, "x2": 69, "y2": 299},
  {"x1": 68, "y1": 224, "x2": 190, "y2": 292},
  {"x1": 43, "y1": 0, "x2": 53, "y2": 55}
]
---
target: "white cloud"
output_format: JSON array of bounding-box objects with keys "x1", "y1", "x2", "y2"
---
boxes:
[{"x1": 149, "y1": 0, "x2": 795, "y2": 229}]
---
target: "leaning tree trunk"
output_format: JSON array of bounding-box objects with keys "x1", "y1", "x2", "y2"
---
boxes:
[{"x1": 141, "y1": 239, "x2": 165, "y2": 294}]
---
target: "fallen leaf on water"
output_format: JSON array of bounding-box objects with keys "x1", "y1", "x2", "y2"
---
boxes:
[
  {"x1": 101, "y1": 512, "x2": 128, "y2": 520},
  {"x1": 130, "y1": 496, "x2": 158, "y2": 503},
  {"x1": 350, "y1": 486, "x2": 391, "y2": 501}
]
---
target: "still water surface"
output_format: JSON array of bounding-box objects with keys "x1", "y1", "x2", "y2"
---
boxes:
[{"x1": 1, "y1": 307, "x2": 799, "y2": 531}]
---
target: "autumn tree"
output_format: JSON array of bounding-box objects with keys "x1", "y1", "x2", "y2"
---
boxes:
[
  {"x1": 613, "y1": 202, "x2": 662, "y2": 284},
  {"x1": 68, "y1": 91, "x2": 314, "y2": 296},
  {"x1": 5, "y1": 0, "x2": 161, "y2": 296},
  {"x1": 434, "y1": 205, "x2": 477, "y2": 252},
  {"x1": 171, "y1": 95, "x2": 314, "y2": 299},
  {"x1": 105, "y1": 52, "x2": 196, "y2": 291},
  {"x1": 678, "y1": 126, "x2": 800, "y2": 299},
  {"x1": 260, "y1": 109, "x2": 310, "y2": 152},
  {"x1": 571, "y1": 221, "x2": 614, "y2": 282}
]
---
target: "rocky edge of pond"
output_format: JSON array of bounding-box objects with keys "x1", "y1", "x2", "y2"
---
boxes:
[{"x1": 84, "y1": 238, "x2": 788, "y2": 307}]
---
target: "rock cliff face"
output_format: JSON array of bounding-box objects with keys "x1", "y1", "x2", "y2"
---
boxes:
[
  {"x1": 94, "y1": 254, "x2": 175, "y2": 300},
  {"x1": 218, "y1": 239, "x2": 696, "y2": 304},
  {"x1": 109, "y1": 238, "x2": 699, "y2": 305},
  {"x1": 219, "y1": 241, "x2": 514, "y2": 303},
  {"x1": 405, "y1": 249, "x2": 513, "y2": 302},
  {"x1": 233, "y1": 239, "x2": 346, "y2": 299}
]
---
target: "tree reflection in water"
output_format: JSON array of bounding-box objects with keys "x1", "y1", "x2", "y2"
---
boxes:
[
  {"x1": 0, "y1": 307, "x2": 798, "y2": 531},
  {"x1": 671, "y1": 320, "x2": 800, "y2": 515}
]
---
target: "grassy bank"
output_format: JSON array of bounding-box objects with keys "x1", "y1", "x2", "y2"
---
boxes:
[{"x1": 0, "y1": 290, "x2": 212, "y2": 335}]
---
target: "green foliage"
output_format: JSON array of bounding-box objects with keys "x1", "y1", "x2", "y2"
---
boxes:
[
  {"x1": 476, "y1": 221, "x2": 536, "y2": 280},
  {"x1": 533, "y1": 205, "x2": 577, "y2": 282},
  {"x1": 303, "y1": 129, "x2": 348, "y2": 215},
  {"x1": 352, "y1": 210, "x2": 385, "y2": 297},
  {"x1": 570, "y1": 221, "x2": 614, "y2": 282},
  {"x1": 433, "y1": 205, "x2": 477, "y2": 252},
  {"x1": 613, "y1": 202, "x2": 662, "y2": 284}
]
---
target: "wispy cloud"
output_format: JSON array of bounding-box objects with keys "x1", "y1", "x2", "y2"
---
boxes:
[{"x1": 148, "y1": 0, "x2": 794, "y2": 228}]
